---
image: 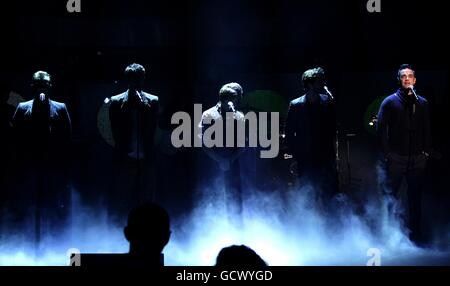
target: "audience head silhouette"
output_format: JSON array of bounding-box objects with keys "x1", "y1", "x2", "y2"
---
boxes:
[
  {"x1": 215, "y1": 245, "x2": 268, "y2": 267},
  {"x1": 124, "y1": 202, "x2": 171, "y2": 259}
]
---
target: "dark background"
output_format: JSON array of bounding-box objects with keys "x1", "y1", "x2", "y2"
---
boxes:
[{"x1": 0, "y1": 0, "x2": 448, "y2": 236}]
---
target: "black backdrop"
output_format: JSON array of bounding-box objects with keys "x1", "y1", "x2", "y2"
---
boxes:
[{"x1": 0, "y1": 0, "x2": 448, "y2": 226}]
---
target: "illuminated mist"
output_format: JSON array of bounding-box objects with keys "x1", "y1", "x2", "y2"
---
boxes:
[{"x1": 0, "y1": 175, "x2": 449, "y2": 266}]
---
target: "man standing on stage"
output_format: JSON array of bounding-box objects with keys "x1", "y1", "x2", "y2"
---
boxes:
[
  {"x1": 377, "y1": 64, "x2": 431, "y2": 244},
  {"x1": 11, "y1": 71, "x2": 72, "y2": 238},
  {"x1": 109, "y1": 63, "x2": 159, "y2": 220},
  {"x1": 198, "y1": 82, "x2": 246, "y2": 217},
  {"x1": 285, "y1": 67, "x2": 338, "y2": 208}
]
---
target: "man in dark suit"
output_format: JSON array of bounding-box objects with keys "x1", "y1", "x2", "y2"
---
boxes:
[
  {"x1": 376, "y1": 64, "x2": 431, "y2": 244},
  {"x1": 108, "y1": 63, "x2": 159, "y2": 221},
  {"x1": 198, "y1": 83, "x2": 246, "y2": 223},
  {"x1": 10, "y1": 71, "x2": 72, "y2": 241},
  {"x1": 285, "y1": 67, "x2": 338, "y2": 210},
  {"x1": 12, "y1": 72, "x2": 71, "y2": 156}
]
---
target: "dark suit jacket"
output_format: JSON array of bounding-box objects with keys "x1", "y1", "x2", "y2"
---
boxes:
[
  {"x1": 376, "y1": 89, "x2": 431, "y2": 157},
  {"x1": 285, "y1": 94, "x2": 336, "y2": 166},
  {"x1": 11, "y1": 99, "x2": 72, "y2": 165},
  {"x1": 109, "y1": 90, "x2": 159, "y2": 162}
]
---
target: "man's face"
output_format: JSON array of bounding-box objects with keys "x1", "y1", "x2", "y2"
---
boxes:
[
  {"x1": 220, "y1": 91, "x2": 238, "y2": 111},
  {"x1": 128, "y1": 75, "x2": 145, "y2": 90},
  {"x1": 311, "y1": 77, "x2": 325, "y2": 93},
  {"x1": 399, "y1": 68, "x2": 416, "y2": 90},
  {"x1": 33, "y1": 77, "x2": 51, "y2": 95}
]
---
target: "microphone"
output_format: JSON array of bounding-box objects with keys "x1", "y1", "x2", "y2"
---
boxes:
[
  {"x1": 409, "y1": 85, "x2": 419, "y2": 101},
  {"x1": 39, "y1": 93, "x2": 46, "y2": 102},
  {"x1": 135, "y1": 90, "x2": 144, "y2": 103},
  {"x1": 324, "y1": 86, "x2": 334, "y2": 100},
  {"x1": 227, "y1": 101, "x2": 236, "y2": 113}
]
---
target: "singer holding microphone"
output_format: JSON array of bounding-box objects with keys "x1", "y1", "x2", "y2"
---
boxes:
[
  {"x1": 285, "y1": 67, "x2": 338, "y2": 212},
  {"x1": 376, "y1": 64, "x2": 431, "y2": 245},
  {"x1": 198, "y1": 82, "x2": 245, "y2": 171},
  {"x1": 198, "y1": 82, "x2": 246, "y2": 220},
  {"x1": 109, "y1": 63, "x2": 159, "y2": 222},
  {"x1": 10, "y1": 71, "x2": 72, "y2": 241}
]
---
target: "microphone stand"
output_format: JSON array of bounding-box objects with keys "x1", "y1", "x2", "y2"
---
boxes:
[
  {"x1": 324, "y1": 86, "x2": 340, "y2": 175},
  {"x1": 407, "y1": 87, "x2": 417, "y2": 174},
  {"x1": 135, "y1": 90, "x2": 143, "y2": 204},
  {"x1": 324, "y1": 85, "x2": 334, "y2": 101}
]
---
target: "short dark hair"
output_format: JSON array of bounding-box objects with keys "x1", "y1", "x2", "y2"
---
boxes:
[
  {"x1": 127, "y1": 202, "x2": 170, "y2": 232},
  {"x1": 302, "y1": 67, "x2": 325, "y2": 87},
  {"x1": 124, "y1": 63, "x2": 146, "y2": 80},
  {"x1": 227, "y1": 82, "x2": 243, "y2": 98},
  {"x1": 31, "y1": 71, "x2": 52, "y2": 88},
  {"x1": 397, "y1": 64, "x2": 415, "y2": 79},
  {"x1": 32, "y1": 71, "x2": 51, "y2": 83},
  {"x1": 219, "y1": 82, "x2": 243, "y2": 102}
]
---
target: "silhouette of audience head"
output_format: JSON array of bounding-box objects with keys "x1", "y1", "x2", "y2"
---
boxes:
[
  {"x1": 124, "y1": 202, "x2": 171, "y2": 260},
  {"x1": 125, "y1": 63, "x2": 146, "y2": 90},
  {"x1": 215, "y1": 245, "x2": 268, "y2": 267},
  {"x1": 302, "y1": 67, "x2": 325, "y2": 92},
  {"x1": 31, "y1": 71, "x2": 52, "y2": 98}
]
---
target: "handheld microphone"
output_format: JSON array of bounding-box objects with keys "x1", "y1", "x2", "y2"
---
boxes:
[
  {"x1": 135, "y1": 90, "x2": 144, "y2": 103},
  {"x1": 227, "y1": 101, "x2": 236, "y2": 113},
  {"x1": 409, "y1": 85, "x2": 419, "y2": 101},
  {"x1": 39, "y1": 93, "x2": 46, "y2": 102},
  {"x1": 324, "y1": 86, "x2": 334, "y2": 100}
]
